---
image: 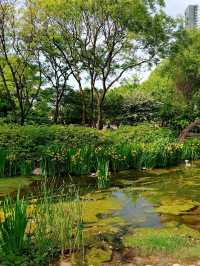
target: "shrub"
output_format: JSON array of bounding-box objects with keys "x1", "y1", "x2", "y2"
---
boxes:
[{"x1": 0, "y1": 124, "x2": 200, "y2": 181}]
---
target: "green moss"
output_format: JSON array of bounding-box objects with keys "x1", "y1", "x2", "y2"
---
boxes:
[
  {"x1": 83, "y1": 192, "x2": 122, "y2": 223},
  {"x1": 123, "y1": 225, "x2": 200, "y2": 256},
  {"x1": 84, "y1": 216, "x2": 126, "y2": 241},
  {"x1": 0, "y1": 176, "x2": 40, "y2": 197},
  {"x1": 86, "y1": 247, "x2": 112, "y2": 266},
  {"x1": 179, "y1": 245, "x2": 200, "y2": 259},
  {"x1": 156, "y1": 198, "x2": 200, "y2": 215}
]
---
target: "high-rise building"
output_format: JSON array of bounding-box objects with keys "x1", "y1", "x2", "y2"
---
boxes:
[{"x1": 185, "y1": 5, "x2": 200, "y2": 29}]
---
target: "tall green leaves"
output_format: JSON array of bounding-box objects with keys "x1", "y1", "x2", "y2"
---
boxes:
[
  {"x1": 0, "y1": 124, "x2": 200, "y2": 180},
  {"x1": 0, "y1": 191, "x2": 28, "y2": 255},
  {"x1": 0, "y1": 184, "x2": 84, "y2": 265},
  {"x1": 96, "y1": 158, "x2": 110, "y2": 189}
]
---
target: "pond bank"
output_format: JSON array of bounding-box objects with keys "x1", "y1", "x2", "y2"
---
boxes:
[{"x1": 1, "y1": 161, "x2": 200, "y2": 265}]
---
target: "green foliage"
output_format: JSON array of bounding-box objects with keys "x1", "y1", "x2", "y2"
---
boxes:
[
  {"x1": 0, "y1": 124, "x2": 200, "y2": 183},
  {"x1": 0, "y1": 183, "x2": 84, "y2": 265},
  {"x1": 96, "y1": 159, "x2": 110, "y2": 189},
  {"x1": 123, "y1": 225, "x2": 200, "y2": 255},
  {"x1": 170, "y1": 29, "x2": 200, "y2": 99},
  {"x1": 104, "y1": 83, "x2": 160, "y2": 125},
  {"x1": 181, "y1": 139, "x2": 200, "y2": 161},
  {"x1": 0, "y1": 191, "x2": 28, "y2": 255}
]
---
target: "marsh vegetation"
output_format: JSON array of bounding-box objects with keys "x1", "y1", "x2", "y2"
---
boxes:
[{"x1": 1, "y1": 0, "x2": 200, "y2": 264}]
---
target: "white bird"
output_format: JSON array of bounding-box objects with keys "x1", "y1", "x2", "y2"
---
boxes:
[{"x1": 185, "y1": 160, "x2": 191, "y2": 167}]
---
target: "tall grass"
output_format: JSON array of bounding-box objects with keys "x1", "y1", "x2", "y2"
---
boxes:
[
  {"x1": 0, "y1": 191, "x2": 28, "y2": 255},
  {"x1": 96, "y1": 158, "x2": 110, "y2": 189},
  {"x1": 0, "y1": 182, "x2": 84, "y2": 265},
  {"x1": 34, "y1": 182, "x2": 84, "y2": 257}
]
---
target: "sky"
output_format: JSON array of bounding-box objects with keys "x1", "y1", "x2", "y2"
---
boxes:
[{"x1": 165, "y1": 0, "x2": 200, "y2": 17}]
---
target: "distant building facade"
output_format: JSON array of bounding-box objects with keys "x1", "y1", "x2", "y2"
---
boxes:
[{"x1": 185, "y1": 5, "x2": 200, "y2": 29}]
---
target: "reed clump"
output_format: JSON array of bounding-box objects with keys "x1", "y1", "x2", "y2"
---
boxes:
[{"x1": 0, "y1": 183, "x2": 84, "y2": 266}]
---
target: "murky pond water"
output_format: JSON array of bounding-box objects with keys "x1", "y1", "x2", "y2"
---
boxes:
[
  {"x1": 80, "y1": 161, "x2": 200, "y2": 264},
  {"x1": 80, "y1": 161, "x2": 200, "y2": 232},
  {"x1": 2, "y1": 161, "x2": 200, "y2": 265}
]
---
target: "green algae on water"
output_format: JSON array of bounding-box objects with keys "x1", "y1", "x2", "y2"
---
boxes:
[
  {"x1": 86, "y1": 247, "x2": 112, "y2": 266},
  {"x1": 0, "y1": 176, "x2": 41, "y2": 197},
  {"x1": 82, "y1": 191, "x2": 123, "y2": 224},
  {"x1": 156, "y1": 198, "x2": 200, "y2": 215}
]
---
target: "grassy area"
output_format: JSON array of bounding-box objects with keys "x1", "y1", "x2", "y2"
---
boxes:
[
  {"x1": 123, "y1": 224, "x2": 200, "y2": 258},
  {"x1": 0, "y1": 124, "x2": 200, "y2": 180}
]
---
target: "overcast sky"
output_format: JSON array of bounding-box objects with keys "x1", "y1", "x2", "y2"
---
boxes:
[{"x1": 165, "y1": 0, "x2": 200, "y2": 17}]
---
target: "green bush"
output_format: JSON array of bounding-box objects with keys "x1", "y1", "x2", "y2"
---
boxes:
[{"x1": 0, "y1": 124, "x2": 200, "y2": 179}]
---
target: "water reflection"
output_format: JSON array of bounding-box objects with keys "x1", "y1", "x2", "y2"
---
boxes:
[{"x1": 112, "y1": 191, "x2": 162, "y2": 228}]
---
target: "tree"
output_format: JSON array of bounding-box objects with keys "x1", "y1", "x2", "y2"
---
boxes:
[
  {"x1": 141, "y1": 60, "x2": 189, "y2": 129},
  {"x1": 170, "y1": 29, "x2": 200, "y2": 101},
  {"x1": 169, "y1": 29, "x2": 200, "y2": 139},
  {"x1": 0, "y1": 0, "x2": 43, "y2": 125},
  {"x1": 40, "y1": 39, "x2": 71, "y2": 124},
  {"x1": 34, "y1": 0, "x2": 175, "y2": 129}
]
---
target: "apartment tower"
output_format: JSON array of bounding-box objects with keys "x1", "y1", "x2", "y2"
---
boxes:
[{"x1": 185, "y1": 5, "x2": 200, "y2": 28}]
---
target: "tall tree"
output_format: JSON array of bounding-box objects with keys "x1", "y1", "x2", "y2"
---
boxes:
[
  {"x1": 43, "y1": 0, "x2": 174, "y2": 129},
  {"x1": 0, "y1": 0, "x2": 43, "y2": 125},
  {"x1": 40, "y1": 40, "x2": 71, "y2": 124}
]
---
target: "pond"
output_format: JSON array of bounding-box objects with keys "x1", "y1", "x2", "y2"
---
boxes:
[{"x1": 2, "y1": 161, "x2": 200, "y2": 265}]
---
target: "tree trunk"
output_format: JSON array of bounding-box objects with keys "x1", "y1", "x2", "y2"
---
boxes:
[
  {"x1": 81, "y1": 101, "x2": 86, "y2": 125},
  {"x1": 178, "y1": 119, "x2": 200, "y2": 142},
  {"x1": 90, "y1": 86, "x2": 95, "y2": 127},
  {"x1": 20, "y1": 115, "x2": 25, "y2": 126},
  {"x1": 54, "y1": 100, "x2": 59, "y2": 124},
  {"x1": 96, "y1": 101, "x2": 103, "y2": 130}
]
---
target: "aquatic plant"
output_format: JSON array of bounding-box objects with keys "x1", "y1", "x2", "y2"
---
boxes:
[
  {"x1": 0, "y1": 182, "x2": 84, "y2": 265},
  {"x1": 0, "y1": 124, "x2": 200, "y2": 178},
  {"x1": 70, "y1": 146, "x2": 96, "y2": 175},
  {"x1": 34, "y1": 183, "x2": 84, "y2": 256},
  {"x1": 181, "y1": 139, "x2": 200, "y2": 160},
  {"x1": 110, "y1": 143, "x2": 133, "y2": 172},
  {"x1": 0, "y1": 191, "x2": 28, "y2": 255},
  {"x1": 96, "y1": 158, "x2": 110, "y2": 189}
]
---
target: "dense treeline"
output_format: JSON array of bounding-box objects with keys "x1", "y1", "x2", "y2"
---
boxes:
[
  {"x1": 0, "y1": 0, "x2": 175, "y2": 128},
  {"x1": 1, "y1": 1, "x2": 200, "y2": 135}
]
